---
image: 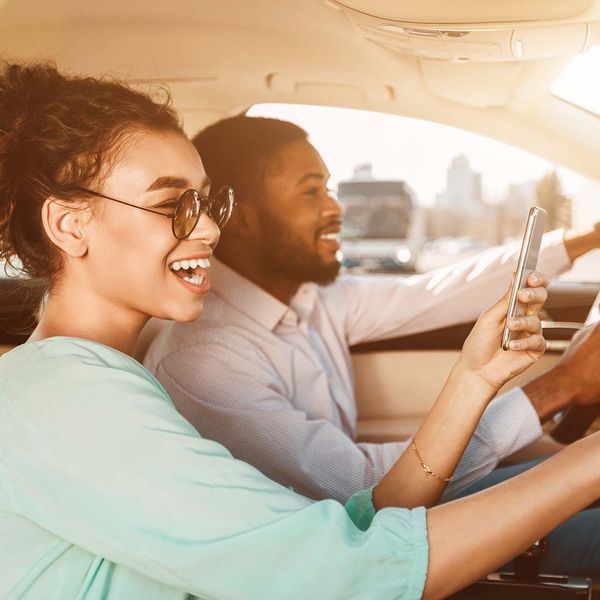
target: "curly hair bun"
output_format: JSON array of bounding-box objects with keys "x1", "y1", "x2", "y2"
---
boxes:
[{"x1": 0, "y1": 62, "x2": 182, "y2": 283}]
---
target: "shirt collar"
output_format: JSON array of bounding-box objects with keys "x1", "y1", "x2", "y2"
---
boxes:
[
  {"x1": 209, "y1": 258, "x2": 289, "y2": 331},
  {"x1": 290, "y1": 282, "x2": 318, "y2": 324},
  {"x1": 209, "y1": 258, "x2": 319, "y2": 332}
]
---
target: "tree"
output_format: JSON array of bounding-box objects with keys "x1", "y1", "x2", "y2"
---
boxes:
[{"x1": 535, "y1": 170, "x2": 572, "y2": 231}]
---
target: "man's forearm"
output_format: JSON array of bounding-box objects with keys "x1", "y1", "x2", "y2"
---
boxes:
[
  {"x1": 563, "y1": 223, "x2": 600, "y2": 262},
  {"x1": 524, "y1": 322, "x2": 600, "y2": 423},
  {"x1": 523, "y1": 368, "x2": 572, "y2": 422}
]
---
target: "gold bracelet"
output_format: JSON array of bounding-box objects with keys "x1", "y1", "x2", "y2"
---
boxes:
[{"x1": 411, "y1": 442, "x2": 452, "y2": 483}]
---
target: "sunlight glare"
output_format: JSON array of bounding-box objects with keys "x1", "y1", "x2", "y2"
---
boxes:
[{"x1": 551, "y1": 46, "x2": 600, "y2": 117}]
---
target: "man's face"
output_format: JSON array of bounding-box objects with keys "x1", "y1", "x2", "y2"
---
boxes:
[{"x1": 253, "y1": 139, "x2": 343, "y2": 285}]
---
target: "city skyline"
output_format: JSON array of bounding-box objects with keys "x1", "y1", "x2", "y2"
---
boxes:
[
  {"x1": 248, "y1": 103, "x2": 600, "y2": 229},
  {"x1": 341, "y1": 152, "x2": 563, "y2": 216}
]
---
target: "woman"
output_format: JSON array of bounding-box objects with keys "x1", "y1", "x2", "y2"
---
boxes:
[{"x1": 0, "y1": 62, "x2": 598, "y2": 600}]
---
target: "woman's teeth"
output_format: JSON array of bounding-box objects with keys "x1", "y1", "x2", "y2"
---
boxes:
[
  {"x1": 320, "y1": 232, "x2": 339, "y2": 240},
  {"x1": 170, "y1": 258, "x2": 211, "y2": 271},
  {"x1": 183, "y1": 274, "x2": 205, "y2": 286},
  {"x1": 169, "y1": 257, "x2": 209, "y2": 287}
]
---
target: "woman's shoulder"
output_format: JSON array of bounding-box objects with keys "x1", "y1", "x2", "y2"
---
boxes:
[{"x1": 0, "y1": 336, "x2": 166, "y2": 399}]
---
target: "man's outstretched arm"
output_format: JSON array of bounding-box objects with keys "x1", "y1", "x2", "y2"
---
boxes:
[{"x1": 563, "y1": 222, "x2": 600, "y2": 262}]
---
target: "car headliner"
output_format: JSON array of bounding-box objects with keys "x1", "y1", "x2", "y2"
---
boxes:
[{"x1": 0, "y1": 0, "x2": 599, "y2": 181}]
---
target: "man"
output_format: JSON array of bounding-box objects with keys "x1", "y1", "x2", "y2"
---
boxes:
[{"x1": 144, "y1": 114, "x2": 600, "y2": 504}]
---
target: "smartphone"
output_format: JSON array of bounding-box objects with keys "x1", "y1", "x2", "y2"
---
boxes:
[{"x1": 501, "y1": 206, "x2": 547, "y2": 351}]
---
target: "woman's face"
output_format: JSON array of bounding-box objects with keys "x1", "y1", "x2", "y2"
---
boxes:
[{"x1": 81, "y1": 129, "x2": 220, "y2": 323}]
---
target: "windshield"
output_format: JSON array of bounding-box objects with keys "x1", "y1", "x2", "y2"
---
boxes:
[{"x1": 248, "y1": 103, "x2": 600, "y2": 282}]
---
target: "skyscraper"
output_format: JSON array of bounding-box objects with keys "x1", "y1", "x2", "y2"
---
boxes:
[{"x1": 437, "y1": 154, "x2": 482, "y2": 207}]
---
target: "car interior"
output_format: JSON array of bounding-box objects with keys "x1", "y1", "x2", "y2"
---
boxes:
[{"x1": 2, "y1": 0, "x2": 600, "y2": 597}]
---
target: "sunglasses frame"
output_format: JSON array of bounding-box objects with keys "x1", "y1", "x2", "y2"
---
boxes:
[{"x1": 72, "y1": 185, "x2": 235, "y2": 239}]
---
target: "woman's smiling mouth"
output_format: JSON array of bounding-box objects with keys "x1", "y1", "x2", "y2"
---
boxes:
[{"x1": 169, "y1": 257, "x2": 211, "y2": 290}]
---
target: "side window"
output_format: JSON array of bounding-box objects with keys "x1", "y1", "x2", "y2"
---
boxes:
[{"x1": 248, "y1": 103, "x2": 600, "y2": 282}]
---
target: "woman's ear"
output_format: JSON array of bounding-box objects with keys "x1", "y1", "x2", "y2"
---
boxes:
[{"x1": 41, "y1": 197, "x2": 89, "y2": 258}]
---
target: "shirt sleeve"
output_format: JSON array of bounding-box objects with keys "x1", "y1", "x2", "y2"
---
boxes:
[
  {"x1": 0, "y1": 341, "x2": 429, "y2": 600},
  {"x1": 357, "y1": 387, "x2": 543, "y2": 503},
  {"x1": 439, "y1": 387, "x2": 543, "y2": 501},
  {"x1": 337, "y1": 229, "x2": 571, "y2": 346}
]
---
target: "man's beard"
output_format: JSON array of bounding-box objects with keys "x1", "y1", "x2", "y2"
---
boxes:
[{"x1": 258, "y1": 216, "x2": 341, "y2": 286}]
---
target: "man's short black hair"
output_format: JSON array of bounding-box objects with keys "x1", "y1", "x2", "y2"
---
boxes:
[{"x1": 192, "y1": 114, "x2": 308, "y2": 201}]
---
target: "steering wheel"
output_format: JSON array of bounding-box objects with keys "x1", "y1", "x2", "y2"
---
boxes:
[{"x1": 550, "y1": 289, "x2": 600, "y2": 443}]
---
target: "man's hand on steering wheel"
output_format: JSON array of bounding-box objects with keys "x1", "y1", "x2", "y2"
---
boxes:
[{"x1": 524, "y1": 321, "x2": 600, "y2": 441}]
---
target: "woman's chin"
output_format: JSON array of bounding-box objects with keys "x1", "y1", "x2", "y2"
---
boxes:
[{"x1": 162, "y1": 299, "x2": 205, "y2": 323}]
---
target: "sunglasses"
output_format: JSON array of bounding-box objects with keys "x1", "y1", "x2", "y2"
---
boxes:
[{"x1": 73, "y1": 185, "x2": 236, "y2": 239}]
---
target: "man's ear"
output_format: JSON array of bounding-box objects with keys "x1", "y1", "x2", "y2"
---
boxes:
[
  {"x1": 225, "y1": 199, "x2": 258, "y2": 237},
  {"x1": 41, "y1": 197, "x2": 89, "y2": 258}
]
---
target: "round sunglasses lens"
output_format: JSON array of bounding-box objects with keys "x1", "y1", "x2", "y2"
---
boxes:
[
  {"x1": 211, "y1": 186, "x2": 234, "y2": 229},
  {"x1": 172, "y1": 190, "x2": 199, "y2": 239}
]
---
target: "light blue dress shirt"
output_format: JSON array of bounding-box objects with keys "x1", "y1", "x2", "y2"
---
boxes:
[{"x1": 0, "y1": 338, "x2": 428, "y2": 599}]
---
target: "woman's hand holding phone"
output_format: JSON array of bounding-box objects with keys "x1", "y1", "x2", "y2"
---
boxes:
[
  {"x1": 374, "y1": 270, "x2": 550, "y2": 512},
  {"x1": 458, "y1": 271, "x2": 549, "y2": 393}
]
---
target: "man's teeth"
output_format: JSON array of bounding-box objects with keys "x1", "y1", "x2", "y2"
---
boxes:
[
  {"x1": 183, "y1": 274, "x2": 205, "y2": 286},
  {"x1": 170, "y1": 258, "x2": 211, "y2": 271},
  {"x1": 320, "y1": 233, "x2": 339, "y2": 240}
]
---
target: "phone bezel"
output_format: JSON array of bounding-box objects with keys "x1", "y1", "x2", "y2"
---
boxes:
[{"x1": 501, "y1": 206, "x2": 547, "y2": 351}]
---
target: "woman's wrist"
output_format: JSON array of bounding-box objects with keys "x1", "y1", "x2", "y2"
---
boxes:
[{"x1": 450, "y1": 358, "x2": 498, "y2": 404}]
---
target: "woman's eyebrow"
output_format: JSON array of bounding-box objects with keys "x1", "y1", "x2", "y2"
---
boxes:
[{"x1": 146, "y1": 175, "x2": 211, "y2": 192}]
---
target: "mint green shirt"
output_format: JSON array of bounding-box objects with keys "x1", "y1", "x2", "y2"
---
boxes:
[{"x1": 0, "y1": 338, "x2": 428, "y2": 599}]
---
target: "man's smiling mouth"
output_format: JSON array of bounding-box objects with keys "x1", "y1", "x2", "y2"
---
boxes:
[
  {"x1": 319, "y1": 232, "x2": 339, "y2": 241},
  {"x1": 318, "y1": 221, "x2": 342, "y2": 243}
]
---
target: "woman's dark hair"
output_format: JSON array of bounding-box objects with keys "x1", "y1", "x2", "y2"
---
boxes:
[
  {"x1": 0, "y1": 62, "x2": 184, "y2": 287},
  {"x1": 192, "y1": 114, "x2": 308, "y2": 202}
]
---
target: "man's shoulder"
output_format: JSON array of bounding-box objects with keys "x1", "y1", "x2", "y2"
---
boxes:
[
  {"x1": 145, "y1": 298, "x2": 278, "y2": 370},
  {"x1": 315, "y1": 274, "x2": 375, "y2": 304},
  {"x1": 168, "y1": 290, "x2": 258, "y2": 335}
]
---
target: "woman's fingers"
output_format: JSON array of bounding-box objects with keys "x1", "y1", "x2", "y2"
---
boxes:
[
  {"x1": 506, "y1": 314, "x2": 542, "y2": 334},
  {"x1": 508, "y1": 333, "x2": 546, "y2": 353},
  {"x1": 526, "y1": 271, "x2": 549, "y2": 289},
  {"x1": 519, "y1": 286, "x2": 548, "y2": 312},
  {"x1": 518, "y1": 286, "x2": 547, "y2": 304},
  {"x1": 506, "y1": 314, "x2": 545, "y2": 354},
  {"x1": 481, "y1": 270, "x2": 548, "y2": 325},
  {"x1": 522, "y1": 272, "x2": 549, "y2": 314}
]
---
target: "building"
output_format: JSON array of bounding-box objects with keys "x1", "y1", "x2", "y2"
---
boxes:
[
  {"x1": 428, "y1": 154, "x2": 500, "y2": 244},
  {"x1": 338, "y1": 164, "x2": 415, "y2": 239},
  {"x1": 337, "y1": 164, "x2": 421, "y2": 271},
  {"x1": 436, "y1": 154, "x2": 482, "y2": 208}
]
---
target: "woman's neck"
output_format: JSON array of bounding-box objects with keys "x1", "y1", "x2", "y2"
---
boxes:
[{"x1": 29, "y1": 281, "x2": 148, "y2": 356}]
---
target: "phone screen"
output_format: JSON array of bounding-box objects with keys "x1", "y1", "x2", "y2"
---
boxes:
[{"x1": 501, "y1": 206, "x2": 547, "y2": 351}]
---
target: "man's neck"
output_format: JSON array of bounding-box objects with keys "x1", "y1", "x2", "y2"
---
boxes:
[{"x1": 216, "y1": 250, "x2": 301, "y2": 305}]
